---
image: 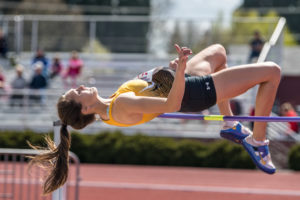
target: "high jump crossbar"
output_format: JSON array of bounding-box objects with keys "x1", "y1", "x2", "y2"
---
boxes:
[
  {"x1": 158, "y1": 113, "x2": 300, "y2": 122},
  {"x1": 53, "y1": 114, "x2": 300, "y2": 127}
]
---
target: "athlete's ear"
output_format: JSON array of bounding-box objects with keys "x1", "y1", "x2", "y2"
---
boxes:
[{"x1": 81, "y1": 105, "x2": 94, "y2": 115}]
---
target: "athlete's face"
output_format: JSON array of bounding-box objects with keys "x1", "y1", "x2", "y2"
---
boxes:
[{"x1": 64, "y1": 85, "x2": 98, "y2": 105}]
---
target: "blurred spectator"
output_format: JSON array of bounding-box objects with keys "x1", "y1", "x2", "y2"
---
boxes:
[
  {"x1": 248, "y1": 30, "x2": 264, "y2": 63},
  {"x1": 10, "y1": 64, "x2": 27, "y2": 107},
  {"x1": 0, "y1": 29, "x2": 8, "y2": 58},
  {"x1": 0, "y1": 66, "x2": 5, "y2": 96},
  {"x1": 280, "y1": 102, "x2": 299, "y2": 134},
  {"x1": 0, "y1": 66, "x2": 4, "y2": 88},
  {"x1": 50, "y1": 55, "x2": 63, "y2": 79},
  {"x1": 230, "y1": 99, "x2": 242, "y2": 115},
  {"x1": 249, "y1": 106, "x2": 255, "y2": 130},
  {"x1": 29, "y1": 62, "x2": 47, "y2": 105},
  {"x1": 32, "y1": 49, "x2": 49, "y2": 77},
  {"x1": 64, "y1": 51, "x2": 83, "y2": 88}
]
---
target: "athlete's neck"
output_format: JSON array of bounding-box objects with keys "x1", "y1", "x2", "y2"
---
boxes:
[{"x1": 94, "y1": 96, "x2": 111, "y2": 120}]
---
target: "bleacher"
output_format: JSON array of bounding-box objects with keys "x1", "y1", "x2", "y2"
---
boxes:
[
  {"x1": 0, "y1": 52, "x2": 226, "y2": 136},
  {"x1": 0, "y1": 47, "x2": 298, "y2": 141},
  {"x1": 2, "y1": 50, "x2": 299, "y2": 171}
]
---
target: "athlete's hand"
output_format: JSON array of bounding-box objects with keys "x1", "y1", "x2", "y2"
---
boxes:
[
  {"x1": 169, "y1": 58, "x2": 179, "y2": 70},
  {"x1": 174, "y1": 44, "x2": 192, "y2": 72}
]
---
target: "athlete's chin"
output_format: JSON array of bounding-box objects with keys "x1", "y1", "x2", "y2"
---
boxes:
[{"x1": 92, "y1": 87, "x2": 98, "y2": 95}]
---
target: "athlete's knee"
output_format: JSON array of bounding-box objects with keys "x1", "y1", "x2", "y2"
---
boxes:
[
  {"x1": 265, "y1": 61, "x2": 281, "y2": 83},
  {"x1": 210, "y1": 44, "x2": 226, "y2": 58},
  {"x1": 210, "y1": 44, "x2": 227, "y2": 70},
  {"x1": 272, "y1": 63, "x2": 281, "y2": 83}
]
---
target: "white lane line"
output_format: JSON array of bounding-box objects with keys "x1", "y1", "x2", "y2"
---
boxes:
[
  {"x1": 80, "y1": 181, "x2": 300, "y2": 196},
  {"x1": 2, "y1": 178, "x2": 299, "y2": 196}
]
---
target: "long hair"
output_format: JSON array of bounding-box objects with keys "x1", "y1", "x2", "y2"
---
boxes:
[
  {"x1": 29, "y1": 96, "x2": 95, "y2": 194},
  {"x1": 151, "y1": 67, "x2": 175, "y2": 97}
]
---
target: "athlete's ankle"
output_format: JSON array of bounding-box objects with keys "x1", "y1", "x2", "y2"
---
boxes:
[
  {"x1": 253, "y1": 137, "x2": 269, "y2": 146},
  {"x1": 223, "y1": 121, "x2": 239, "y2": 129},
  {"x1": 245, "y1": 135, "x2": 269, "y2": 146}
]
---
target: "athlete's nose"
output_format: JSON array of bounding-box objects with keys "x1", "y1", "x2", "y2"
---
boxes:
[{"x1": 79, "y1": 85, "x2": 85, "y2": 90}]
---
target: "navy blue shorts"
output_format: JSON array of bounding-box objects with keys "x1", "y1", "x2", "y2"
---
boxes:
[{"x1": 179, "y1": 75, "x2": 217, "y2": 112}]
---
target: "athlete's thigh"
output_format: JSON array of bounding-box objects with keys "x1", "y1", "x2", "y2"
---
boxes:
[
  {"x1": 186, "y1": 44, "x2": 226, "y2": 76},
  {"x1": 212, "y1": 62, "x2": 279, "y2": 102}
]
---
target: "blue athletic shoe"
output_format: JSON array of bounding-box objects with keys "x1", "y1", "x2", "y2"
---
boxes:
[
  {"x1": 220, "y1": 122, "x2": 252, "y2": 144},
  {"x1": 242, "y1": 136, "x2": 276, "y2": 174}
]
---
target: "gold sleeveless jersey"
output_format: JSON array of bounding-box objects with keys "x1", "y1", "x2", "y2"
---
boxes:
[{"x1": 102, "y1": 79, "x2": 162, "y2": 127}]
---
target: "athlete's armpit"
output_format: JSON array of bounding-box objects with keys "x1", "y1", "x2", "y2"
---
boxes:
[{"x1": 116, "y1": 92, "x2": 177, "y2": 114}]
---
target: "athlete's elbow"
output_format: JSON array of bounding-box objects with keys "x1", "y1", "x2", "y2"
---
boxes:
[
  {"x1": 174, "y1": 102, "x2": 182, "y2": 112},
  {"x1": 165, "y1": 102, "x2": 181, "y2": 113}
]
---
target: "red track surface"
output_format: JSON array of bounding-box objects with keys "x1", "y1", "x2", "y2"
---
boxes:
[{"x1": 78, "y1": 164, "x2": 300, "y2": 200}]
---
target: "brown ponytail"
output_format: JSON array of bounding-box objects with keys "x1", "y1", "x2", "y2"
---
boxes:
[
  {"x1": 28, "y1": 95, "x2": 96, "y2": 195},
  {"x1": 152, "y1": 67, "x2": 175, "y2": 97},
  {"x1": 28, "y1": 124, "x2": 71, "y2": 194}
]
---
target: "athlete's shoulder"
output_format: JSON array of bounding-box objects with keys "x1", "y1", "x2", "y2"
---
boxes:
[{"x1": 123, "y1": 79, "x2": 148, "y2": 89}]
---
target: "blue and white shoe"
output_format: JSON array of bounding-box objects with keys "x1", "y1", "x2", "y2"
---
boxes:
[
  {"x1": 220, "y1": 122, "x2": 252, "y2": 144},
  {"x1": 242, "y1": 136, "x2": 276, "y2": 174}
]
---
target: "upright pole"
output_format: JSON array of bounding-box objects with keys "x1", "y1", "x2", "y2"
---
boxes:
[
  {"x1": 52, "y1": 120, "x2": 66, "y2": 200},
  {"x1": 31, "y1": 20, "x2": 39, "y2": 53},
  {"x1": 14, "y1": 15, "x2": 24, "y2": 55},
  {"x1": 89, "y1": 21, "x2": 96, "y2": 53}
]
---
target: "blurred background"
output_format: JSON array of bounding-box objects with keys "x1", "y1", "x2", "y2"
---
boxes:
[
  {"x1": 0, "y1": 0, "x2": 299, "y2": 135},
  {"x1": 1, "y1": 0, "x2": 300, "y2": 200}
]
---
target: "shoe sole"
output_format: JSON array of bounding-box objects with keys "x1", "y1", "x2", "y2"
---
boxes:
[
  {"x1": 220, "y1": 131, "x2": 244, "y2": 144},
  {"x1": 242, "y1": 140, "x2": 276, "y2": 174}
]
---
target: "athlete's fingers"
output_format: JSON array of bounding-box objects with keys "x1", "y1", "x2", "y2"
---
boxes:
[
  {"x1": 174, "y1": 44, "x2": 181, "y2": 54},
  {"x1": 181, "y1": 46, "x2": 192, "y2": 51},
  {"x1": 182, "y1": 49, "x2": 192, "y2": 56}
]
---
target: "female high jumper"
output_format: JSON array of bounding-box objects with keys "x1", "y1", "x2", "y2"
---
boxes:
[{"x1": 30, "y1": 44, "x2": 281, "y2": 194}]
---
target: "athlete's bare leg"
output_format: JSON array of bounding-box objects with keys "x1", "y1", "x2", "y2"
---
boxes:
[
  {"x1": 185, "y1": 44, "x2": 233, "y2": 116},
  {"x1": 212, "y1": 62, "x2": 281, "y2": 141}
]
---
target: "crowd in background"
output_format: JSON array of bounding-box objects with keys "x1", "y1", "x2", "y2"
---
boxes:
[
  {"x1": 248, "y1": 30, "x2": 265, "y2": 63},
  {"x1": 0, "y1": 28, "x2": 8, "y2": 58},
  {"x1": 0, "y1": 28, "x2": 299, "y2": 135},
  {"x1": 280, "y1": 102, "x2": 299, "y2": 134},
  {"x1": 0, "y1": 48, "x2": 84, "y2": 106}
]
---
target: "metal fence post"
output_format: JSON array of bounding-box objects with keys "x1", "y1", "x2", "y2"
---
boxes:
[
  {"x1": 89, "y1": 21, "x2": 96, "y2": 53},
  {"x1": 14, "y1": 15, "x2": 24, "y2": 55},
  {"x1": 0, "y1": 148, "x2": 80, "y2": 200},
  {"x1": 31, "y1": 20, "x2": 39, "y2": 53},
  {"x1": 53, "y1": 120, "x2": 66, "y2": 200}
]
